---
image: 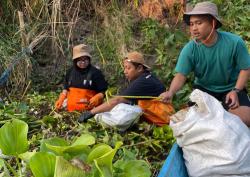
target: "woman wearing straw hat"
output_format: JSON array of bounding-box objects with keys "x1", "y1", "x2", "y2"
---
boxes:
[
  {"x1": 55, "y1": 44, "x2": 108, "y2": 112},
  {"x1": 79, "y1": 51, "x2": 174, "y2": 124},
  {"x1": 160, "y1": 1, "x2": 250, "y2": 126}
]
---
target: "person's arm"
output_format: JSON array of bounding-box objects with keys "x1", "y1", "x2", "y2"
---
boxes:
[
  {"x1": 235, "y1": 68, "x2": 250, "y2": 90},
  {"x1": 90, "y1": 97, "x2": 130, "y2": 114},
  {"x1": 88, "y1": 69, "x2": 108, "y2": 107},
  {"x1": 159, "y1": 73, "x2": 187, "y2": 103},
  {"x1": 159, "y1": 42, "x2": 193, "y2": 103},
  {"x1": 55, "y1": 89, "x2": 68, "y2": 110},
  {"x1": 226, "y1": 68, "x2": 250, "y2": 108}
]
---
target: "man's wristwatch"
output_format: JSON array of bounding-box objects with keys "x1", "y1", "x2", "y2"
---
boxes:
[{"x1": 232, "y1": 88, "x2": 241, "y2": 93}]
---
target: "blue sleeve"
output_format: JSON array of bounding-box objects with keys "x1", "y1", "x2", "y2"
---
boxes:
[
  {"x1": 235, "y1": 38, "x2": 250, "y2": 70},
  {"x1": 175, "y1": 42, "x2": 194, "y2": 75}
]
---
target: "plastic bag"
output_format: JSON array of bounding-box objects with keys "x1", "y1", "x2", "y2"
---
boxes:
[
  {"x1": 94, "y1": 103, "x2": 142, "y2": 131},
  {"x1": 138, "y1": 100, "x2": 175, "y2": 126},
  {"x1": 170, "y1": 89, "x2": 250, "y2": 177}
]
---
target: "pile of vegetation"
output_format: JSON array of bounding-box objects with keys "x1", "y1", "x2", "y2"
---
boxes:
[{"x1": 0, "y1": 0, "x2": 249, "y2": 176}]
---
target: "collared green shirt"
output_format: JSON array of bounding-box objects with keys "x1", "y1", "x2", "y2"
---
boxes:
[{"x1": 175, "y1": 31, "x2": 250, "y2": 92}]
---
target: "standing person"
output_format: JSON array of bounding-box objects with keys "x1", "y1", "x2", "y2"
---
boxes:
[
  {"x1": 55, "y1": 44, "x2": 108, "y2": 112},
  {"x1": 79, "y1": 51, "x2": 174, "y2": 125},
  {"x1": 159, "y1": 1, "x2": 250, "y2": 126}
]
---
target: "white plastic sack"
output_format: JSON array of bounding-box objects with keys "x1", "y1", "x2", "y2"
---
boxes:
[
  {"x1": 170, "y1": 89, "x2": 250, "y2": 177},
  {"x1": 94, "y1": 103, "x2": 142, "y2": 131}
]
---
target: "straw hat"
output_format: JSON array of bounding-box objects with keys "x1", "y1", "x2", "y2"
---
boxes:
[
  {"x1": 183, "y1": 1, "x2": 222, "y2": 29},
  {"x1": 124, "y1": 51, "x2": 150, "y2": 69},
  {"x1": 72, "y1": 44, "x2": 92, "y2": 60}
]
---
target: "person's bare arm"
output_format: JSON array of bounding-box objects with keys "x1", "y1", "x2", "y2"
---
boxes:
[
  {"x1": 159, "y1": 73, "x2": 187, "y2": 102},
  {"x1": 90, "y1": 97, "x2": 130, "y2": 114},
  {"x1": 226, "y1": 68, "x2": 250, "y2": 108}
]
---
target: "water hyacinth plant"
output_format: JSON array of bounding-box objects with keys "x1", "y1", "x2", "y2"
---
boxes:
[{"x1": 0, "y1": 119, "x2": 151, "y2": 177}]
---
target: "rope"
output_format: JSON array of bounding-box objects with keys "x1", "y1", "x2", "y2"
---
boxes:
[
  {"x1": 104, "y1": 88, "x2": 162, "y2": 103},
  {"x1": 114, "y1": 95, "x2": 161, "y2": 100}
]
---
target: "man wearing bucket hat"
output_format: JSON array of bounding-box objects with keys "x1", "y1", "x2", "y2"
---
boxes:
[
  {"x1": 55, "y1": 44, "x2": 108, "y2": 112},
  {"x1": 160, "y1": 1, "x2": 250, "y2": 126},
  {"x1": 79, "y1": 51, "x2": 174, "y2": 124}
]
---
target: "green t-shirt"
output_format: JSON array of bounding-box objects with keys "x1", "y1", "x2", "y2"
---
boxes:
[{"x1": 175, "y1": 31, "x2": 250, "y2": 92}]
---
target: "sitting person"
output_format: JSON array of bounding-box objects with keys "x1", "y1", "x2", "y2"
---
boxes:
[
  {"x1": 55, "y1": 44, "x2": 108, "y2": 112},
  {"x1": 159, "y1": 1, "x2": 250, "y2": 126},
  {"x1": 79, "y1": 51, "x2": 174, "y2": 125}
]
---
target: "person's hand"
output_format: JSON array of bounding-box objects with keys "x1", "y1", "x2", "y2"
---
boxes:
[
  {"x1": 225, "y1": 90, "x2": 239, "y2": 109},
  {"x1": 78, "y1": 111, "x2": 94, "y2": 123},
  {"x1": 89, "y1": 93, "x2": 104, "y2": 107},
  {"x1": 55, "y1": 93, "x2": 67, "y2": 110},
  {"x1": 159, "y1": 90, "x2": 174, "y2": 103}
]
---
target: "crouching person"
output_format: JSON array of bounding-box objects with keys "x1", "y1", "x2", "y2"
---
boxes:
[
  {"x1": 55, "y1": 44, "x2": 108, "y2": 112},
  {"x1": 78, "y1": 51, "x2": 174, "y2": 125}
]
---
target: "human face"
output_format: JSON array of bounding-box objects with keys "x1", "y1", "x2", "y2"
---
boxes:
[
  {"x1": 189, "y1": 15, "x2": 214, "y2": 41},
  {"x1": 76, "y1": 56, "x2": 90, "y2": 69},
  {"x1": 123, "y1": 60, "x2": 143, "y2": 81}
]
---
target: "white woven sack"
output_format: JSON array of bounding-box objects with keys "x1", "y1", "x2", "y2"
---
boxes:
[
  {"x1": 170, "y1": 89, "x2": 250, "y2": 177},
  {"x1": 95, "y1": 103, "x2": 142, "y2": 131}
]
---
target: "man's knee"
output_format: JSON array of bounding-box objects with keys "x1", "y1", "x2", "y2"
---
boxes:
[{"x1": 229, "y1": 106, "x2": 250, "y2": 127}]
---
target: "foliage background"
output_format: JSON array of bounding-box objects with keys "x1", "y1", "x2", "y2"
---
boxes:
[
  {"x1": 0, "y1": 0, "x2": 250, "y2": 176},
  {"x1": 0, "y1": 0, "x2": 249, "y2": 98}
]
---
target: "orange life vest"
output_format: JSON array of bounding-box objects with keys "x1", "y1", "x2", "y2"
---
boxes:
[
  {"x1": 67, "y1": 87, "x2": 97, "y2": 112},
  {"x1": 138, "y1": 100, "x2": 175, "y2": 126}
]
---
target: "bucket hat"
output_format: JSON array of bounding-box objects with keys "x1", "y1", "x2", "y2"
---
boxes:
[
  {"x1": 72, "y1": 44, "x2": 92, "y2": 60},
  {"x1": 183, "y1": 1, "x2": 222, "y2": 29},
  {"x1": 124, "y1": 51, "x2": 150, "y2": 69}
]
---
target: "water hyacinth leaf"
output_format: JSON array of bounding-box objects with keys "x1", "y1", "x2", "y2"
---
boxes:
[
  {"x1": 120, "y1": 160, "x2": 151, "y2": 177},
  {"x1": 0, "y1": 119, "x2": 28, "y2": 155},
  {"x1": 88, "y1": 142, "x2": 123, "y2": 177},
  {"x1": 18, "y1": 151, "x2": 37, "y2": 163},
  {"x1": 45, "y1": 144, "x2": 68, "y2": 156},
  {"x1": 71, "y1": 134, "x2": 95, "y2": 146},
  {"x1": 65, "y1": 134, "x2": 95, "y2": 156},
  {"x1": 45, "y1": 134, "x2": 95, "y2": 158},
  {"x1": 46, "y1": 144, "x2": 90, "y2": 160},
  {"x1": 87, "y1": 144, "x2": 112, "y2": 163},
  {"x1": 94, "y1": 160, "x2": 111, "y2": 177},
  {"x1": 0, "y1": 159, "x2": 4, "y2": 170},
  {"x1": 64, "y1": 145, "x2": 91, "y2": 158},
  {"x1": 30, "y1": 152, "x2": 56, "y2": 177},
  {"x1": 54, "y1": 156, "x2": 85, "y2": 177},
  {"x1": 40, "y1": 137, "x2": 69, "y2": 155},
  {"x1": 95, "y1": 141, "x2": 123, "y2": 166}
]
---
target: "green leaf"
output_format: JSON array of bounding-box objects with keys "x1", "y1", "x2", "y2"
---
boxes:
[
  {"x1": 0, "y1": 159, "x2": 4, "y2": 170},
  {"x1": 113, "y1": 148, "x2": 137, "y2": 169},
  {"x1": 0, "y1": 119, "x2": 28, "y2": 155},
  {"x1": 88, "y1": 142, "x2": 123, "y2": 177},
  {"x1": 164, "y1": 34, "x2": 175, "y2": 46},
  {"x1": 18, "y1": 151, "x2": 37, "y2": 163},
  {"x1": 71, "y1": 134, "x2": 95, "y2": 146},
  {"x1": 40, "y1": 137, "x2": 69, "y2": 154},
  {"x1": 30, "y1": 152, "x2": 56, "y2": 177},
  {"x1": 44, "y1": 134, "x2": 95, "y2": 158},
  {"x1": 54, "y1": 156, "x2": 85, "y2": 177},
  {"x1": 121, "y1": 160, "x2": 151, "y2": 177}
]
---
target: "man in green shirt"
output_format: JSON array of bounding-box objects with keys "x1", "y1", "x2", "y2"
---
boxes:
[{"x1": 160, "y1": 1, "x2": 250, "y2": 126}]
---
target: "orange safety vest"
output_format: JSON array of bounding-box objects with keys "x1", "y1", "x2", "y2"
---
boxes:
[
  {"x1": 67, "y1": 87, "x2": 97, "y2": 112},
  {"x1": 138, "y1": 100, "x2": 175, "y2": 126}
]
